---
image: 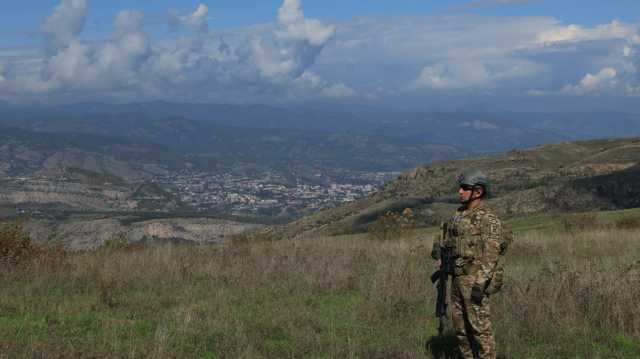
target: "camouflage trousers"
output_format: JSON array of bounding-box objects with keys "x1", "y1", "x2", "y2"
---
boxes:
[{"x1": 451, "y1": 274, "x2": 496, "y2": 359}]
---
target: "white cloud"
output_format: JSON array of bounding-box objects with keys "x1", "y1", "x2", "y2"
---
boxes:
[
  {"x1": 41, "y1": 0, "x2": 88, "y2": 53},
  {"x1": 413, "y1": 58, "x2": 541, "y2": 90},
  {"x1": 41, "y1": 40, "x2": 92, "y2": 91},
  {"x1": 294, "y1": 71, "x2": 357, "y2": 98},
  {"x1": 169, "y1": 4, "x2": 210, "y2": 34},
  {"x1": 34, "y1": 9, "x2": 151, "y2": 93},
  {"x1": 524, "y1": 23, "x2": 640, "y2": 97},
  {"x1": 1, "y1": 0, "x2": 640, "y2": 106},
  {"x1": 561, "y1": 67, "x2": 618, "y2": 95},
  {"x1": 533, "y1": 21, "x2": 635, "y2": 46},
  {"x1": 114, "y1": 9, "x2": 144, "y2": 36},
  {"x1": 249, "y1": 0, "x2": 335, "y2": 79},
  {"x1": 316, "y1": 15, "x2": 556, "y2": 94},
  {"x1": 625, "y1": 84, "x2": 640, "y2": 96},
  {"x1": 96, "y1": 11, "x2": 150, "y2": 84},
  {"x1": 414, "y1": 62, "x2": 497, "y2": 90},
  {"x1": 0, "y1": 0, "x2": 344, "y2": 103},
  {"x1": 620, "y1": 31, "x2": 640, "y2": 95},
  {"x1": 405, "y1": 18, "x2": 640, "y2": 97},
  {"x1": 529, "y1": 29, "x2": 640, "y2": 98},
  {"x1": 321, "y1": 83, "x2": 357, "y2": 98},
  {"x1": 276, "y1": 0, "x2": 335, "y2": 46},
  {"x1": 415, "y1": 65, "x2": 454, "y2": 89}
]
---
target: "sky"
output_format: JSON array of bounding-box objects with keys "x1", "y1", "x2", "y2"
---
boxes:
[{"x1": 0, "y1": 0, "x2": 639, "y2": 112}]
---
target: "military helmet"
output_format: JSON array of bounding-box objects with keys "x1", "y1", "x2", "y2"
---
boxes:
[{"x1": 457, "y1": 170, "x2": 490, "y2": 194}]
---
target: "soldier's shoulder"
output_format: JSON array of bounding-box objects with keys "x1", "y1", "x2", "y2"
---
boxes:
[{"x1": 477, "y1": 206, "x2": 501, "y2": 222}]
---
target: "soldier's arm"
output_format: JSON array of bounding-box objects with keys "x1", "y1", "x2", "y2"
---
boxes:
[{"x1": 474, "y1": 213, "x2": 502, "y2": 287}]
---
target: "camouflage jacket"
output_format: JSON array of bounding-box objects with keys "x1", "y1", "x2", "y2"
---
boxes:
[{"x1": 431, "y1": 204, "x2": 503, "y2": 286}]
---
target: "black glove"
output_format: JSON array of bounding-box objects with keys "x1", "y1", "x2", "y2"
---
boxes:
[
  {"x1": 471, "y1": 284, "x2": 484, "y2": 304},
  {"x1": 430, "y1": 242, "x2": 441, "y2": 260}
]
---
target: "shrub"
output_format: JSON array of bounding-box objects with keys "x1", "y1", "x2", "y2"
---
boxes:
[
  {"x1": 368, "y1": 208, "x2": 416, "y2": 240},
  {"x1": 0, "y1": 221, "x2": 35, "y2": 265},
  {"x1": 100, "y1": 231, "x2": 130, "y2": 251},
  {"x1": 615, "y1": 217, "x2": 640, "y2": 230}
]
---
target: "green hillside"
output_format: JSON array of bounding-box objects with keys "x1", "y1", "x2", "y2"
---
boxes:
[
  {"x1": 280, "y1": 137, "x2": 640, "y2": 238},
  {"x1": 2, "y1": 210, "x2": 639, "y2": 358}
]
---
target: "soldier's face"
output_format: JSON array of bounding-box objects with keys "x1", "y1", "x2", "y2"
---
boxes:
[
  {"x1": 458, "y1": 185, "x2": 473, "y2": 203},
  {"x1": 459, "y1": 185, "x2": 484, "y2": 204}
]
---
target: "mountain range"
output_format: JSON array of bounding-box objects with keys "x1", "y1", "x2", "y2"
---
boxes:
[
  {"x1": 1, "y1": 101, "x2": 639, "y2": 220},
  {"x1": 2, "y1": 101, "x2": 639, "y2": 178}
]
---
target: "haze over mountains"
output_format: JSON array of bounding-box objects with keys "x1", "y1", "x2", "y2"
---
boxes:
[
  {"x1": 0, "y1": 100, "x2": 638, "y2": 216},
  {"x1": 2, "y1": 101, "x2": 640, "y2": 177}
]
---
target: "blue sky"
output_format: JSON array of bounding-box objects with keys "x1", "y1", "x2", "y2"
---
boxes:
[
  {"x1": 3, "y1": 0, "x2": 638, "y2": 45},
  {"x1": 0, "y1": 0, "x2": 639, "y2": 111}
]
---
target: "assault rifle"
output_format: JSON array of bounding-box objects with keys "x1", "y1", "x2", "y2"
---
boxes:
[{"x1": 430, "y1": 222, "x2": 456, "y2": 336}]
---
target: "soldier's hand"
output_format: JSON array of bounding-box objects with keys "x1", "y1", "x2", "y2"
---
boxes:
[
  {"x1": 471, "y1": 284, "x2": 484, "y2": 304},
  {"x1": 434, "y1": 259, "x2": 441, "y2": 269},
  {"x1": 430, "y1": 242, "x2": 441, "y2": 260}
]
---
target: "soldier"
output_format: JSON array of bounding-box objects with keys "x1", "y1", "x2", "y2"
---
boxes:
[{"x1": 431, "y1": 170, "x2": 503, "y2": 359}]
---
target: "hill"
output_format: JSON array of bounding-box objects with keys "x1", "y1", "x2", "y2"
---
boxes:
[
  {"x1": 2, "y1": 209, "x2": 639, "y2": 358},
  {"x1": 279, "y1": 137, "x2": 640, "y2": 238}
]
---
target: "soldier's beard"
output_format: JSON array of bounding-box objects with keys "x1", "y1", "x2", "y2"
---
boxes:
[
  {"x1": 459, "y1": 193, "x2": 473, "y2": 204},
  {"x1": 460, "y1": 192, "x2": 482, "y2": 207}
]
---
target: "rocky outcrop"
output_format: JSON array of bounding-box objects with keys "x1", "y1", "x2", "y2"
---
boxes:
[
  {"x1": 0, "y1": 170, "x2": 179, "y2": 212},
  {"x1": 24, "y1": 217, "x2": 260, "y2": 250},
  {"x1": 0, "y1": 181, "x2": 133, "y2": 210}
]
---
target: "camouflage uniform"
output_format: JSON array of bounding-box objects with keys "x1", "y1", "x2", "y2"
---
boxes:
[{"x1": 432, "y1": 204, "x2": 502, "y2": 359}]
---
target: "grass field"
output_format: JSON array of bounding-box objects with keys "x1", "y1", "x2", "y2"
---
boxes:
[{"x1": 1, "y1": 210, "x2": 640, "y2": 358}]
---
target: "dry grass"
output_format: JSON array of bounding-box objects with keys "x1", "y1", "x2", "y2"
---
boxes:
[
  {"x1": 560, "y1": 212, "x2": 603, "y2": 233},
  {"x1": 496, "y1": 228, "x2": 640, "y2": 358},
  {"x1": 0, "y1": 222, "x2": 639, "y2": 358}
]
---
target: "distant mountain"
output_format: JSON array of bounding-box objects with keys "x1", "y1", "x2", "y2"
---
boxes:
[
  {"x1": 278, "y1": 137, "x2": 640, "y2": 238},
  {"x1": 0, "y1": 115, "x2": 467, "y2": 177},
  {"x1": 0, "y1": 101, "x2": 362, "y2": 132},
  {"x1": 1, "y1": 101, "x2": 605, "y2": 176},
  {"x1": 2, "y1": 101, "x2": 640, "y2": 220},
  {"x1": 0, "y1": 122, "x2": 180, "y2": 179},
  {"x1": 3, "y1": 101, "x2": 639, "y2": 155}
]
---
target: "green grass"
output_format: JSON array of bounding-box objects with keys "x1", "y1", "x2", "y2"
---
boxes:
[
  {"x1": 1, "y1": 212, "x2": 640, "y2": 358},
  {"x1": 506, "y1": 207, "x2": 640, "y2": 232}
]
